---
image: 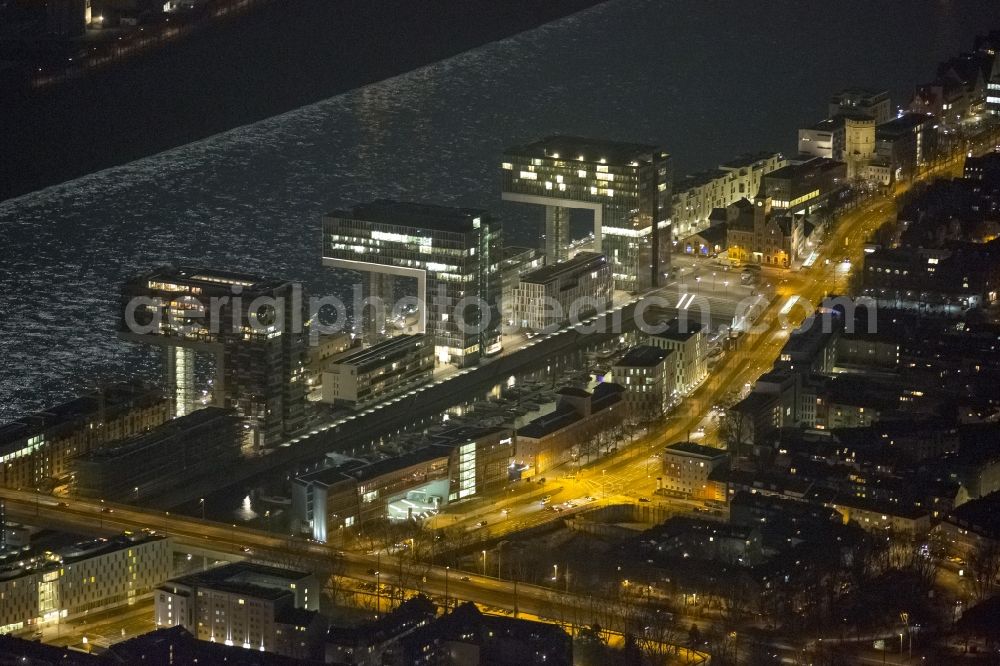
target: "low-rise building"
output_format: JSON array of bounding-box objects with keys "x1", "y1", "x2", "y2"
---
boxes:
[
  {"x1": 661, "y1": 442, "x2": 728, "y2": 501},
  {"x1": 500, "y1": 246, "x2": 545, "y2": 327},
  {"x1": 73, "y1": 407, "x2": 241, "y2": 501},
  {"x1": 875, "y1": 113, "x2": 938, "y2": 181},
  {"x1": 725, "y1": 193, "x2": 803, "y2": 268},
  {"x1": 155, "y1": 562, "x2": 323, "y2": 660},
  {"x1": 827, "y1": 495, "x2": 931, "y2": 535},
  {"x1": 511, "y1": 252, "x2": 612, "y2": 331},
  {"x1": 294, "y1": 426, "x2": 514, "y2": 540},
  {"x1": 320, "y1": 334, "x2": 434, "y2": 409},
  {"x1": 763, "y1": 157, "x2": 846, "y2": 214},
  {"x1": 325, "y1": 594, "x2": 436, "y2": 665},
  {"x1": 0, "y1": 532, "x2": 171, "y2": 635},
  {"x1": 671, "y1": 151, "x2": 785, "y2": 238},
  {"x1": 400, "y1": 602, "x2": 572, "y2": 666},
  {"x1": 515, "y1": 383, "x2": 625, "y2": 476},
  {"x1": 646, "y1": 317, "x2": 706, "y2": 394},
  {"x1": 0, "y1": 382, "x2": 170, "y2": 490},
  {"x1": 613, "y1": 345, "x2": 676, "y2": 419}
]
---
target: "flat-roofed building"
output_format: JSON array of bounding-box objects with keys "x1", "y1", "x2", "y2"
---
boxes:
[
  {"x1": 73, "y1": 407, "x2": 241, "y2": 501},
  {"x1": 323, "y1": 201, "x2": 502, "y2": 367},
  {"x1": 321, "y1": 334, "x2": 434, "y2": 409},
  {"x1": 120, "y1": 266, "x2": 307, "y2": 449},
  {"x1": 155, "y1": 562, "x2": 323, "y2": 660},
  {"x1": 0, "y1": 532, "x2": 171, "y2": 635},
  {"x1": 511, "y1": 251, "x2": 612, "y2": 331},
  {"x1": 875, "y1": 113, "x2": 938, "y2": 182},
  {"x1": 0, "y1": 382, "x2": 170, "y2": 491},
  {"x1": 661, "y1": 441, "x2": 728, "y2": 500},
  {"x1": 514, "y1": 383, "x2": 625, "y2": 476},
  {"x1": 502, "y1": 135, "x2": 671, "y2": 291},
  {"x1": 500, "y1": 246, "x2": 545, "y2": 327},
  {"x1": 763, "y1": 157, "x2": 846, "y2": 214},
  {"x1": 647, "y1": 318, "x2": 706, "y2": 395},
  {"x1": 829, "y1": 88, "x2": 892, "y2": 124},
  {"x1": 613, "y1": 345, "x2": 676, "y2": 419},
  {"x1": 293, "y1": 426, "x2": 513, "y2": 541}
]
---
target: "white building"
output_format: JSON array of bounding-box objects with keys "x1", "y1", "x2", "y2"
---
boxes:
[
  {"x1": 613, "y1": 345, "x2": 676, "y2": 419},
  {"x1": 0, "y1": 532, "x2": 171, "y2": 635},
  {"x1": 511, "y1": 252, "x2": 612, "y2": 331},
  {"x1": 671, "y1": 152, "x2": 785, "y2": 239},
  {"x1": 155, "y1": 562, "x2": 323, "y2": 658},
  {"x1": 647, "y1": 319, "x2": 707, "y2": 395}
]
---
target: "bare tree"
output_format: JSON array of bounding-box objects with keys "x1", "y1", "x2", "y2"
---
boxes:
[{"x1": 966, "y1": 539, "x2": 1000, "y2": 603}]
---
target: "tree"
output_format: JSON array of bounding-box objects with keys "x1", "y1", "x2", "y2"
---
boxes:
[{"x1": 966, "y1": 539, "x2": 1000, "y2": 603}]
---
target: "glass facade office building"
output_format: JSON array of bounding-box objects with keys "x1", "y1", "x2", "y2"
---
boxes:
[
  {"x1": 501, "y1": 136, "x2": 672, "y2": 292},
  {"x1": 322, "y1": 200, "x2": 502, "y2": 367}
]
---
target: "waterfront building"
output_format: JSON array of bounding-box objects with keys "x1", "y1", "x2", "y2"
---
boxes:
[
  {"x1": 875, "y1": 113, "x2": 938, "y2": 182},
  {"x1": 155, "y1": 562, "x2": 323, "y2": 660},
  {"x1": 762, "y1": 157, "x2": 846, "y2": 214},
  {"x1": 0, "y1": 382, "x2": 170, "y2": 491},
  {"x1": 119, "y1": 266, "x2": 307, "y2": 449},
  {"x1": 514, "y1": 383, "x2": 625, "y2": 476},
  {"x1": 501, "y1": 135, "x2": 671, "y2": 291},
  {"x1": 646, "y1": 318, "x2": 707, "y2": 395},
  {"x1": 829, "y1": 88, "x2": 892, "y2": 124},
  {"x1": 320, "y1": 334, "x2": 434, "y2": 409},
  {"x1": 613, "y1": 345, "x2": 676, "y2": 419},
  {"x1": 500, "y1": 246, "x2": 544, "y2": 327},
  {"x1": 0, "y1": 532, "x2": 171, "y2": 635},
  {"x1": 73, "y1": 407, "x2": 241, "y2": 501},
  {"x1": 510, "y1": 251, "x2": 612, "y2": 331},
  {"x1": 293, "y1": 426, "x2": 513, "y2": 541},
  {"x1": 323, "y1": 201, "x2": 502, "y2": 367},
  {"x1": 671, "y1": 151, "x2": 785, "y2": 239},
  {"x1": 725, "y1": 192, "x2": 803, "y2": 268}
]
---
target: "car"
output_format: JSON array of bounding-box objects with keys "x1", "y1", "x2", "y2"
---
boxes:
[
  {"x1": 476, "y1": 520, "x2": 488, "y2": 528},
  {"x1": 366, "y1": 568, "x2": 380, "y2": 576},
  {"x1": 57, "y1": 502, "x2": 68, "y2": 507},
  {"x1": 101, "y1": 507, "x2": 114, "y2": 513},
  {"x1": 540, "y1": 496, "x2": 551, "y2": 505},
  {"x1": 638, "y1": 497, "x2": 651, "y2": 503},
  {"x1": 240, "y1": 546, "x2": 252, "y2": 554}
]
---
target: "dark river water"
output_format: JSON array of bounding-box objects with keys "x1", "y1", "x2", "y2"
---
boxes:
[{"x1": 1, "y1": 0, "x2": 998, "y2": 419}]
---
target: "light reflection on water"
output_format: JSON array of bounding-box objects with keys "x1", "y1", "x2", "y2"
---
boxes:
[{"x1": 0, "y1": 0, "x2": 995, "y2": 419}]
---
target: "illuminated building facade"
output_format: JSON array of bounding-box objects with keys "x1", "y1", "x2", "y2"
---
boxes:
[
  {"x1": 501, "y1": 136, "x2": 671, "y2": 292},
  {"x1": 323, "y1": 201, "x2": 502, "y2": 367},
  {"x1": 0, "y1": 382, "x2": 170, "y2": 491},
  {"x1": 320, "y1": 334, "x2": 434, "y2": 409},
  {"x1": 724, "y1": 193, "x2": 802, "y2": 269},
  {"x1": 155, "y1": 562, "x2": 323, "y2": 659},
  {"x1": 119, "y1": 267, "x2": 307, "y2": 449},
  {"x1": 510, "y1": 251, "x2": 612, "y2": 331},
  {"x1": 0, "y1": 533, "x2": 170, "y2": 635}
]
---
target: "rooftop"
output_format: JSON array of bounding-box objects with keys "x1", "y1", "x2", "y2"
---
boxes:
[
  {"x1": 138, "y1": 265, "x2": 288, "y2": 292},
  {"x1": 520, "y1": 251, "x2": 607, "y2": 284},
  {"x1": 616, "y1": 345, "x2": 671, "y2": 368},
  {"x1": 876, "y1": 113, "x2": 932, "y2": 138},
  {"x1": 328, "y1": 334, "x2": 428, "y2": 368},
  {"x1": 665, "y1": 441, "x2": 728, "y2": 459},
  {"x1": 719, "y1": 151, "x2": 781, "y2": 170},
  {"x1": 650, "y1": 317, "x2": 703, "y2": 341},
  {"x1": 330, "y1": 199, "x2": 493, "y2": 234},
  {"x1": 505, "y1": 135, "x2": 663, "y2": 165},
  {"x1": 165, "y1": 562, "x2": 313, "y2": 600}
]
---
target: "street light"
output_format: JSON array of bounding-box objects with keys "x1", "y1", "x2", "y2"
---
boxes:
[
  {"x1": 481, "y1": 550, "x2": 487, "y2": 576},
  {"x1": 199, "y1": 498, "x2": 205, "y2": 520},
  {"x1": 552, "y1": 564, "x2": 558, "y2": 582}
]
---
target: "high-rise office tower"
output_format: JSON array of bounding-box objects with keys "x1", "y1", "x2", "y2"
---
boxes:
[
  {"x1": 323, "y1": 201, "x2": 502, "y2": 367},
  {"x1": 119, "y1": 267, "x2": 307, "y2": 450},
  {"x1": 502, "y1": 136, "x2": 672, "y2": 292}
]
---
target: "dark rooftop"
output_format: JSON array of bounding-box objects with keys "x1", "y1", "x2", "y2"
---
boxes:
[
  {"x1": 665, "y1": 441, "x2": 728, "y2": 459},
  {"x1": 520, "y1": 251, "x2": 607, "y2": 284},
  {"x1": 330, "y1": 199, "x2": 493, "y2": 234},
  {"x1": 650, "y1": 317, "x2": 704, "y2": 341},
  {"x1": 505, "y1": 135, "x2": 662, "y2": 165},
  {"x1": 139, "y1": 265, "x2": 289, "y2": 292},
  {"x1": 719, "y1": 151, "x2": 781, "y2": 170},
  {"x1": 616, "y1": 345, "x2": 671, "y2": 368}
]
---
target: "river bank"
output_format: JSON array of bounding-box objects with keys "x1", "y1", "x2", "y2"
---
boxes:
[{"x1": 0, "y1": 0, "x2": 603, "y2": 202}]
